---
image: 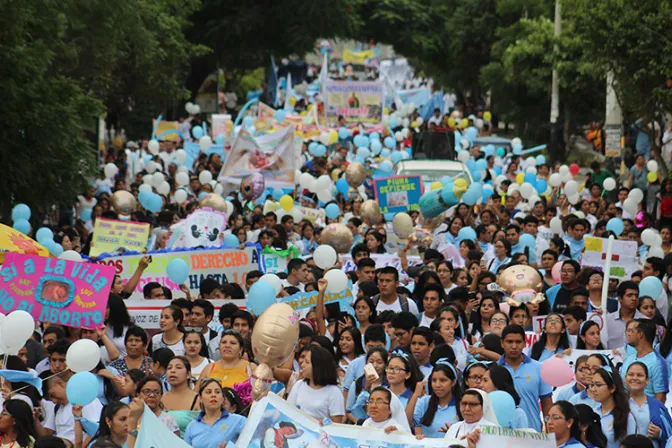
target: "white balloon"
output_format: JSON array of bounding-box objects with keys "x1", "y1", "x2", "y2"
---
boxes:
[
  {"x1": 142, "y1": 174, "x2": 154, "y2": 185},
  {"x1": 148, "y1": 139, "x2": 160, "y2": 155},
  {"x1": 395, "y1": 132, "x2": 403, "y2": 142},
  {"x1": 152, "y1": 173, "x2": 165, "y2": 188},
  {"x1": 104, "y1": 163, "x2": 118, "y2": 179},
  {"x1": 314, "y1": 245, "x2": 338, "y2": 269},
  {"x1": 525, "y1": 157, "x2": 536, "y2": 168},
  {"x1": 417, "y1": 117, "x2": 424, "y2": 125},
  {"x1": 623, "y1": 197, "x2": 638, "y2": 216},
  {"x1": 145, "y1": 161, "x2": 157, "y2": 174},
  {"x1": 641, "y1": 229, "x2": 658, "y2": 246},
  {"x1": 475, "y1": 119, "x2": 484, "y2": 129},
  {"x1": 316, "y1": 175, "x2": 332, "y2": 192},
  {"x1": 568, "y1": 193, "x2": 580, "y2": 204},
  {"x1": 290, "y1": 207, "x2": 304, "y2": 222},
  {"x1": 526, "y1": 166, "x2": 537, "y2": 175},
  {"x1": 559, "y1": 165, "x2": 569, "y2": 175},
  {"x1": 564, "y1": 180, "x2": 579, "y2": 196},
  {"x1": 562, "y1": 171, "x2": 573, "y2": 183},
  {"x1": 649, "y1": 246, "x2": 665, "y2": 258},
  {"x1": 574, "y1": 211, "x2": 586, "y2": 219},
  {"x1": 300, "y1": 173, "x2": 315, "y2": 191},
  {"x1": 508, "y1": 183, "x2": 520, "y2": 194},
  {"x1": 177, "y1": 165, "x2": 190, "y2": 174},
  {"x1": 1, "y1": 311, "x2": 34, "y2": 350},
  {"x1": 199, "y1": 170, "x2": 213, "y2": 184},
  {"x1": 58, "y1": 250, "x2": 83, "y2": 262},
  {"x1": 214, "y1": 183, "x2": 224, "y2": 195},
  {"x1": 514, "y1": 211, "x2": 527, "y2": 220},
  {"x1": 527, "y1": 195, "x2": 541, "y2": 205},
  {"x1": 324, "y1": 269, "x2": 348, "y2": 293},
  {"x1": 174, "y1": 189, "x2": 188, "y2": 204},
  {"x1": 139, "y1": 184, "x2": 152, "y2": 194},
  {"x1": 66, "y1": 339, "x2": 101, "y2": 373},
  {"x1": 225, "y1": 201, "x2": 234, "y2": 216},
  {"x1": 495, "y1": 175, "x2": 508, "y2": 186},
  {"x1": 157, "y1": 182, "x2": 171, "y2": 196},
  {"x1": 317, "y1": 188, "x2": 333, "y2": 203},
  {"x1": 520, "y1": 182, "x2": 535, "y2": 199},
  {"x1": 402, "y1": 118, "x2": 410, "y2": 127},
  {"x1": 511, "y1": 137, "x2": 522, "y2": 148},
  {"x1": 461, "y1": 139, "x2": 470, "y2": 150},
  {"x1": 259, "y1": 273, "x2": 282, "y2": 295},
  {"x1": 199, "y1": 136, "x2": 213, "y2": 151},
  {"x1": 647, "y1": 160, "x2": 659, "y2": 172},
  {"x1": 629, "y1": 188, "x2": 644, "y2": 203},
  {"x1": 185, "y1": 102, "x2": 194, "y2": 113},
  {"x1": 176, "y1": 172, "x2": 190, "y2": 187},
  {"x1": 402, "y1": 128, "x2": 410, "y2": 138},
  {"x1": 549, "y1": 173, "x2": 563, "y2": 187},
  {"x1": 457, "y1": 151, "x2": 470, "y2": 163},
  {"x1": 550, "y1": 217, "x2": 564, "y2": 234},
  {"x1": 192, "y1": 104, "x2": 201, "y2": 115},
  {"x1": 603, "y1": 177, "x2": 616, "y2": 191},
  {"x1": 175, "y1": 149, "x2": 187, "y2": 166},
  {"x1": 655, "y1": 235, "x2": 663, "y2": 247},
  {"x1": 319, "y1": 132, "x2": 331, "y2": 146}
]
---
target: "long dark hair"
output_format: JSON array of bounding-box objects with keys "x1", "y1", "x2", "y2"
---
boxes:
[
  {"x1": 487, "y1": 364, "x2": 520, "y2": 406},
  {"x1": 575, "y1": 404, "x2": 608, "y2": 448},
  {"x1": 306, "y1": 346, "x2": 339, "y2": 387},
  {"x1": 355, "y1": 347, "x2": 388, "y2": 395},
  {"x1": 470, "y1": 296, "x2": 500, "y2": 337},
  {"x1": 91, "y1": 402, "x2": 129, "y2": 444},
  {"x1": 552, "y1": 401, "x2": 582, "y2": 442},
  {"x1": 223, "y1": 387, "x2": 247, "y2": 416},
  {"x1": 659, "y1": 315, "x2": 672, "y2": 358},
  {"x1": 441, "y1": 308, "x2": 463, "y2": 339},
  {"x1": 6, "y1": 356, "x2": 42, "y2": 407},
  {"x1": 183, "y1": 330, "x2": 210, "y2": 358},
  {"x1": 388, "y1": 349, "x2": 421, "y2": 392},
  {"x1": 353, "y1": 297, "x2": 377, "y2": 323},
  {"x1": 421, "y1": 363, "x2": 461, "y2": 427},
  {"x1": 4, "y1": 400, "x2": 36, "y2": 448},
  {"x1": 335, "y1": 326, "x2": 364, "y2": 362},
  {"x1": 106, "y1": 294, "x2": 133, "y2": 338},
  {"x1": 595, "y1": 368, "x2": 629, "y2": 441},
  {"x1": 530, "y1": 313, "x2": 570, "y2": 360},
  {"x1": 576, "y1": 320, "x2": 605, "y2": 350},
  {"x1": 413, "y1": 271, "x2": 442, "y2": 305}
]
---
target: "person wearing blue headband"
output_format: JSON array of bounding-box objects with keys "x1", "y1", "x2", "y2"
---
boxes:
[
  {"x1": 412, "y1": 360, "x2": 461, "y2": 438},
  {"x1": 589, "y1": 367, "x2": 635, "y2": 448}
]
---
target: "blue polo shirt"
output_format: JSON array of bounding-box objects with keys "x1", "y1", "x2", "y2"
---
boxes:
[
  {"x1": 555, "y1": 383, "x2": 581, "y2": 402},
  {"x1": 343, "y1": 355, "x2": 366, "y2": 391},
  {"x1": 620, "y1": 350, "x2": 669, "y2": 397},
  {"x1": 412, "y1": 395, "x2": 459, "y2": 438},
  {"x1": 419, "y1": 362, "x2": 433, "y2": 380},
  {"x1": 184, "y1": 411, "x2": 246, "y2": 448},
  {"x1": 597, "y1": 406, "x2": 637, "y2": 448},
  {"x1": 498, "y1": 354, "x2": 552, "y2": 432},
  {"x1": 569, "y1": 390, "x2": 600, "y2": 411},
  {"x1": 559, "y1": 437, "x2": 586, "y2": 448}
]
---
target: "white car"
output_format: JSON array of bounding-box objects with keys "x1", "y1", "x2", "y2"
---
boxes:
[{"x1": 392, "y1": 159, "x2": 474, "y2": 186}]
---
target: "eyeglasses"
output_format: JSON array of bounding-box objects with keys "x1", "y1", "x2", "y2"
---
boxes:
[
  {"x1": 460, "y1": 401, "x2": 482, "y2": 409},
  {"x1": 588, "y1": 383, "x2": 606, "y2": 389},
  {"x1": 437, "y1": 269, "x2": 451, "y2": 274},
  {"x1": 387, "y1": 367, "x2": 407, "y2": 374},
  {"x1": 546, "y1": 318, "x2": 563, "y2": 325},
  {"x1": 544, "y1": 415, "x2": 565, "y2": 422},
  {"x1": 141, "y1": 389, "x2": 161, "y2": 397},
  {"x1": 577, "y1": 367, "x2": 593, "y2": 374},
  {"x1": 367, "y1": 400, "x2": 390, "y2": 407},
  {"x1": 467, "y1": 375, "x2": 484, "y2": 383},
  {"x1": 491, "y1": 318, "x2": 508, "y2": 325},
  {"x1": 394, "y1": 331, "x2": 408, "y2": 339}
]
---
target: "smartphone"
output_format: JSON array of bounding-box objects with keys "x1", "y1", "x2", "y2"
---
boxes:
[
  {"x1": 364, "y1": 363, "x2": 379, "y2": 381},
  {"x1": 148, "y1": 256, "x2": 153, "y2": 263}
]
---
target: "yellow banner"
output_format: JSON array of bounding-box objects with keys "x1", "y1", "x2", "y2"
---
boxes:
[
  {"x1": 91, "y1": 218, "x2": 150, "y2": 257},
  {"x1": 342, "y1": 49, "x2": 375, "y2": 64}
]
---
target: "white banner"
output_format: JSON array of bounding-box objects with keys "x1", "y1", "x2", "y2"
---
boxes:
[
  {"x1": 581, "y1": 236, "x2": 638, "y2": 279},
  {"x1": 125, "y1": 299, "x2": 240, "y2": 329},
  {"x1": 562, "y1": 349, "x2": 623, "y2": 370},
  {"x1": 476, "y1": 425, "x2": 555, "y2": 448}
]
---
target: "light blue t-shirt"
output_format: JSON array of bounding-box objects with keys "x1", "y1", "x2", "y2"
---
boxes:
[
  {"x1": 563, "y1": 236, "x2": 585, "y2": 261},
  {"x1": 559, "y1": 437, "x2": 586, "y2": 448},
  {"x1": 597, "y1": 406, "x2": 637, "y2": 448},
  {"x1": 343, "y1": 355, "x2": 366, "y2": 391},
  {"x1": 498, "y1": 354, "x2": 553, "y2": 432},
  {"x1": 556, "y1": 383, "x2": 581, "y2": 402},
  {"x1": 620, "y1": 350, "x2": 669, "y2": 397},
  {"x1": 569, "y1": 390, "x2": 600, "y2": 411},
  {"x1": 412, "y1": 395, "x2": 459, "y2": 438},
  {"x1": 628, "y1": 398, "x2": 658, "y2": 447},
  {"x1": 419, "y1": 362, "x2": 433, "y2": 380},
  {"x1": 184, "y1": 412, "x2": 247, "y2": 448}
]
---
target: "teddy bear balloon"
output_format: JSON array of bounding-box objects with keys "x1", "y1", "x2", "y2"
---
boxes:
[{"x1": 496, "y1": 264, "x2": 546, "y2": 306}]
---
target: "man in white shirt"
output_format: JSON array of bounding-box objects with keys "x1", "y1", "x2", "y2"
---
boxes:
[
  {"x1": 352, "y1": 257, "x2": 376, "y2": 297},
  {"x1": 428, "y1": 108, "x2": 443, "y2": 126},
  {"x1": 373, "y1": 267, "x2": 419, "y2": 314},
  {"x1": 43, "y1": 375, "x2": 103, "y2": 444},
  {"x1": 281, "y1": 258, "x2": 309, "y2": 292}
]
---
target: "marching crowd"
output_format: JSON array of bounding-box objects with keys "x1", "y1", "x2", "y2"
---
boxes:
[{"x1": 1, "y1": 109, "x2": 672, "y2": 448}]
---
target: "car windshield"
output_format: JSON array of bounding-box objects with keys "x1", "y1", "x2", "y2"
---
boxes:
[{"x1": 395, "y1": 169, "x2": 470, "y2": 184}]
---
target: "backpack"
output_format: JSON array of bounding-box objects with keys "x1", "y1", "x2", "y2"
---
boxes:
[{"x1": 371, "y1": 293, "x2": 410, "y2": 313}]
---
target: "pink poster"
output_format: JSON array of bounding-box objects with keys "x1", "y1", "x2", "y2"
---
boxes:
[{"x1": 0, "y1": 253, "x2": 114, "y2": 329}]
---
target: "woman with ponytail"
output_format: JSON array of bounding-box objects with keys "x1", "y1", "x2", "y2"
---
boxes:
[
  {"x1": 574, "y1": 404, "x2": 607, "y2": 448},
  {"x1": 412, "y1": 361, "x2": 461, "y2": 438},
  {"x1": 590, "y1": 367, "x2": 635, "y2": 448}
]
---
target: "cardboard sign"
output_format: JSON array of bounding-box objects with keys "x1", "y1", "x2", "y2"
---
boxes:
[
  {"x1": 581, "y1": 236, "x2": 638, "y2": 279},
  {"x1": 0, "y1": 253, "x2": 114, "y2": 329},
  {"x1": 280, "y1": 288, "x2": 354, "y2": 313},
  {"x1": 373, "y1": 176, "x2": 424, "y2": 217},
  {"x1": 324, "y1": 81, "x2": 384, "y2": 124},
  {"x1": 95, "y1": 246, "x2": 260, "y2": 300},
  {"x1": 91, "y1": 218, "x2": 150, "y2": 257},
  {"x1": 261, "y1": 253, "x2": 288, "y2": 274},
  {"x1": 124, "y1": 299, "x2": 240, "y2": 329},
  {"x1": 532, "y1": 312, "x2": 604, "y2": 334},
  {"x1": 168, "y1": 208, "x2": 227, "y2": 249}
]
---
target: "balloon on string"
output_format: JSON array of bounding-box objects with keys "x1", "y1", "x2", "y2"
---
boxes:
[
  {"x1": 623, "y1": 198, "x2": 638, "y2": 216},
  {"x1": 199, "y1": 136, "x2": 213, "y2": 151},
  {"x1": 67, "y1": 372, "x2": 99, "y2": 406},
  {"x1": 147, "y1": 139, "x2": 160, "y2": 155},
  {"x1": 311, "y1": 144, "x2": 327, "y2": 157},
  {"x1": 524, "y1": 173, "x2": 536, "y2": 184},
  {"x1": 357, "y1": 147, "x2": 371, "y2": 159},
  {"x1": 640, "y1": 276, "x2": 663, "y2": 299},
  {"x1": 569, "y1": 164, "x2": 580, "y2": 176},
  {"x1": 66, "y1": 339, "x2": 101, "y2": 373},
  {"x1": 378, "y1": 161, "x2": 393, "y2": 173},
  {"x1": 606, "y1": 218, "x2": 624, "y2": 236},
  {"x1": 642, "y1": 229, "x2": 658, "y2": 246},
  {"x1": 166, "y1": 259, "x2": 189, "y2": 284},
  {"x1": 274, "y1": 110, "x2": 286, "y2": 123},
  {"x1": 549, "y1": 173, "x2": 562, "y2": 187},
  {"x1": 370, "y1": 140, "x2": 383, "y2": 155},
  {"x1": 535, "y1": 179, "x2": 548, "y2": 194},
  {"x1": 174, "y1": 189, "x2": 188, "y2": 204},
  {"x1": 457, "y1": 227, "x2": 477, "y2": 242},
  {"x1": 515, "y1": 173, "x2": 525, "y2": 185},
  {"x1": 390, "y1": 118, "x2": 398, "y2": 128},
  {"x1": 223, "y1": 234, "x2": 239, "y2": 248},
  {"x1": 535, "y1": 155, "x2": 546, "y2": 165},
  {"x1": 541, "y1": 357, "x2": 574, "y2": 387},
  {"x1": 1, "y1": 311, "x2": 34, "y2": 351},
  {"x1": 199, "y1": 170, "x2": 213, "y2": 184},
  {"x1": 319, "y1": 132, "x2": 331, "y2": 146},
  {"x1": 174, "y1": 149, "x2": 187, "y2": 166},
  {"x1": 339, "y1": 128, "x2": 349, "y2": 140},
  {"x1": 649, "y1": 246, "x2": 665, "y2": 258},
  {"x1": 457, "y1": 151, "x2": 470, "y2": 163},
  {"x1": 629, "y1": 188, "x2": 644, "y2": 202},
  {"x1": 603, "y1": 177, "x2": 616, "y2": 191},
  {"x1": 647, "y1": 160, "x2": 659, "y2": 172},
  {"x1": 36, "y1": 228, "x2": 53, "y2": 244},
  {"x1": 384, "y1": 137, "x2": 396, "y2": 149},
  {"x1": 259, "y1": 274, "x2": 282, "y2": 295},
  {"x1": 391, "y1": 151, "x2": 404, "y2": 164},
  {"x1": 567, "y1": 194, "x2": 580, "y2": 205},
  {"x1": 513, "y1": 145, "x2": 522, "y2": 155},
  {"x1": 564, "y1": 180, "x2": 579, "y2": 196},
  {"x1": 13, "y1": 219, "x2": 30, "y2": 235},
  {"x1": 215, "y1": 134, "x2": 225, "y2": 145},
  {"x1": 520, "y1": 233, "x2": 535, "y2": 249},
  {"x1": 271, "y1": 189, "x2": 284, "y2": 201},
  {"x1": 648, "y1": 171, "x2": 658, "y2": 183},
  {"x1": 324, "y1": 269, "x2": 348, "y2": 293},
  {"x1": 314, "y1": 245, "x2": 338, "y2": 269},
  {"x1": 192, "y1": 126, "x2": 204, "y2": 140},
  {"x1": 336, "y1": 177, "x2": 350, "y2": 194},
  {"x1": 325, "y1": 203, "x2": 340, "y2": 219},
  {"x1": 59, "y1": 250, "x2": 83, "y2": 262},
  {"x1": 11, "y1": 204, "x2": 31, "y2": 222},
  {"x1": 550, "y1": 217, "x2": 563, "y2": 234},
  {"x1": 104, "y1": 163, "x2": 118, "y2": 179},
  {"x1": 279, "y1": 195, "x2": 294, "y2": 211},
  {"x1": 246, "y1": 280, "x2": 278, "y2": 316}
]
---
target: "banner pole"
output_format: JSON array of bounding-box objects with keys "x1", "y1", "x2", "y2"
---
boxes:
[{"x1": 600, "y1": 235, "x2": 615, "y2": 344}]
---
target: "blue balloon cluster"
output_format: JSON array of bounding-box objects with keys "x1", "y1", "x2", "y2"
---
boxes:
[
  {"x1": 272, "y1": 189, "x2": 284, "y2": 201},
  {"x1": 243, "y1": 116, "x2": 255, "y2": 127},
  {"x1": 513, "y1": 144, "x2": 523, "y2": 155},
  {"x1": 496, "y1": 147, "x2": 506, "y2": 157},
  {"x1": 371, "y1": 140, "x2": 383, "y2": 155},
  {"x1": 461, "y1": 183, "x2": 483, "y2": 206},
  {"x1": 338, "y1": 128, "x2": 349, "y2": 140},
  {"x1": 524, "y1": 173, "x2": 536, "y2": 184},
  {"x1": 384, "y1": 137, "x2": 396, "y2": 149},
  {"x1": 536, "y1": 179, "x2": 548, "y2": 194},
  {"x1": 354, "y1": 135, "x2": 369, "y2": 148},
  {"x1": 482, "y1": 185, "x2": 494, "y2": 202},
  {"x1": 311, "y1": 144, "x2": 327, "y2": 157},
  {"x1": 390, "y1": 118, "x2": 398, "y2": 128},
  {"x1": 370, "y1": 132, "x2": 380, "y2": 140},
  {"x1": 215, "y1": 134, "x2": 225, "y2": 145},
  {"x1": 336, "y1": 178, "x2": 350, "y2": 195},
  {"x1": 139, "y1": 191, "x2": 163, "y2": 213},
  {"x1": 378, "y1": 161, "x2": 393, "y2": 173},
  {"x1": 166, "y1": 259, "x2": 189, "y2": 284},
  {"x1": 246, "y1": 280, "x2": 277, "y2": 315},
  {"x1": 12, "y1": 204, "x2": 30, "y2": 222},
  {"x1": 391, "y1": 151, "x2": 404, "y2": 164},
  {"x1": 325, "y1": 203, "x2": 340, "y2": 219},
  {"x1": 357, "y1": 147, "x2": 371, "y2": 159},
  {"x1": 274, "y1": 110, "x2": 286, "y2": 123}
]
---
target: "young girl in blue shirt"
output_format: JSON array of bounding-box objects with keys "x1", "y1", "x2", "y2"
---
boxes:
[{"x1": 412, "y1": 361, "x2": 461, "y2": 438}]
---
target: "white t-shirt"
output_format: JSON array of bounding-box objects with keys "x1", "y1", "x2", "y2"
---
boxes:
[
  {"x1": 106, "y1": 326, "x2": 129, "y2": 358},
  {"x1": 47, "y1": 399, "x2": 103, "y2": 444},
  {"x1": 191, "y1": 357, "x2": 213, "y2": 378},
  {"x1": 419, "y1": 313, "x2": 435, "y2": 328},
  {"x1": 150, "y1": 333, "x2": 185, "y2": 356},
  {"x1": 281, "y1": 279, "x2": 305, "y2": 292},
  {"x1": 375, "y1": 296, "x2": 419, "y2": 315},
  {"x1": 287, "y1": 380, "x2": 345, "y2": 420}
]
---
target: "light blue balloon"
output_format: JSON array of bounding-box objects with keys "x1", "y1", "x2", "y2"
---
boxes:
[
  {"x1": 339, "y1": 128, "x2": 349, "y2": 140},
  {"x1": 325, "y1": 203, "x2": 340, "y2": 219},
  {"x1": 46, "y1": 241, "x2": 63, "y2": 257},
  {"x1": 390, "y1": 118, "x2": 398, "y2": 128},
  {"x1": 147, "y1": 193, "x2": 163, "y2": 213},
  {"x1": 166, "y1": 259, "x2": 189, "y2": 284},
  {"x1": 223, "y1": 234, "x2": 240, "y2": 248},
  {"x1": 536, "y1": 179, "x2": 548, "y2": 194},
  {"x1": 391, "y1": 151, "x2": 404, "y2": 164},
  {"x1": 138, "y1": 191, "x2": 152, "y2": 209},
  {"x1": 357, "y1": 147, "x2": 371, "y2": 159},
  {"x1": 336, "y1": 177, "x2": 350, "y2": 195},
  {"x1": 192, "y1": 126, "x2": 204, "y2": 140},
  {"x1": 11, "y1": 204, "x2": 31, "y2": 222},
  {"x1": 494, "y1": 166, "x2": 502, "y2": 176},
  {"x1": 272, "y1": 189, "x2": 284, "y2": 201},
  {"x1": 440, "y1": 176, "x2": 454, "y2": 186},
  {"x1": 215, "y1": 134, "x2": 225, "y2": 145},
  {"x1": 513, "y1": 144, "x2": 523, "y2": 155},
  {"x1": 470, "y1": 182, "x2": 483, "y2": 198},
  {"x1": 355, "y1": 156, "x2": 366, "y2": 164},
  {"x1": 471, "y1": 170, "x2": 482, "y2": 182},
  {"x1": 370, "y1": 132, "x2": 380, "y2": 140},
  {"x1": 524, "y1": 173, "x2": 536, "y2": 184},
  {"x1": 198, "y1": 192, "x2": 208, "y2": 200},
  {"x1": 359, "y1": 136, "x2": 370, "y2": 148},
  {"x1": 36, "y1": 227, "x2": 54, "y2": 244},
  {"x1": 381, "y1": 148, "x2": 391, "y2": 159},
  {"x1": 13, "y1": 219, "x2": 30, "y2": 235},
  {"x1": 476, "y1": 159, "x2": 487, "y2": 171},
  {"x1": 308, "y1": 142, "x2": 318, "y2": 152},
  {"x1": 246, "y1": 280, "x2": 278, "y2": 315},
  {"x1": 489, "y1": 391, "x2": 515, "y2": 428},
  {"x1": 243, "y1": 116, "x2": 255, "y2": 127},
  {"x1": 371, "y1": 140, "x2": 383, "y2": 155},
  {"x1": 467, "y1": 127, "x2": 478, "y2": 142},
  {"x1": 310, "y1": 144, "x2": 326, "y2": 157},
  {"x1": 274, "y1": 110, "x2": 286, "y2": 123},
  {"x1": 66, "y1": 372, "x2": 99, "y2": 406},
  {"x1": 379, "y1": 161, "x2": 393, "y2": 173},
  {"x1": 496, "y1": 147, "x2": 506, "y2": 157},
  {"x1": 640, "y1": 276, "x2": 663, "y2": 299},
  {"x1": 536, "y1": 155, "x2": 546, "y2": 165},
  {"x1": 606, "y1": 217, "x2": 624, "y2": 236},
  {"x1": 485, "y1": 145, "x2": 495, "y2": 157},
  {"x1": 520, "y1": 233, "x2": 536, "y2": 249},
  {"x1": 466, "y1": 159, "x2": 477, "y2": 172},
  {"x1": 384, "y1": 137, "x2": 395, "y2": 149},
  {"x1": 353, "y1": 135, "x2": 365, "y2": 147},
  {"x1": 482, "y1": 185, "x2": 494, "y2": 201},
  {"x1": 458, "y1": 226, "x2": 477, "y2": 242}
]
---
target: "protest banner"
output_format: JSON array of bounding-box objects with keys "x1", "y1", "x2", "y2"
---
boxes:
[
  {"x1": 137, "y1": 404, "x2": 191, "y2": 448},
  {"x1": 299, "y1": 206, "x2": 325, "y2": 225},
  {"x1": 280, "y1": 287, "x2": 354, "y2": 313},
  {"x1": 218, "y1": 126, "x2": 296, "y2": 189},
  {"x1": 342, "y1": 49, "x2": 376, "y2": 65},
  {"x1": 324, "y1": 81, "x2": 384, "y2": 124},
  {"x1": 124, "y1": 299, "x2": 238, "y2": 329},
  {"x1": 95, "y1": 246, "x2": 260, "y2": 301},
  {"x1": 211, "y1": 113, "x2": 234, "y2": 137},
  {"x1": 0, "y1": 253, "x2": 114, "y2": 329},
  {"x1": 533, "y1": 312, "x2": 604, "y2": 334},
  {"x1": 152, "y1": 119, "x2": 180, "y2": 142},
  {"x1": 373, "y1": 175, "x2": 424, "y2": 217},
  {"x1": 262, "y1": 252, "x2": 288, "y2": 274},
  {"x1": 168, "y1": 208, "x2": 227, "y2": 249},
  {"x1": 581, "y1": 236, "x2": 638, "y2": 279},
  {"x1": 340, "y1": 253, "x2": 422, "y2": 273},
  {"x1": 90, "y1": 218, "x2": 150, "y2": 257},
  {"x1": 562, "y1": 349, "x2": 623, "y2": 370},
  {"x1": 237, "y1": 394, "x2": 457, "y2": 448},
  {"x1": 476, "y1": 425, "x2": 555, "y2": 448}
]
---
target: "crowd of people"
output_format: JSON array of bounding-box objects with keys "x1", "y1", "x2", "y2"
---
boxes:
[{"x1": 1, "y1": 104, "x2": 672, "y2": 448}]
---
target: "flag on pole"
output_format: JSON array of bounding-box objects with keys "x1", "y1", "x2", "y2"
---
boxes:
[
  {"x1": 268, "y1": 56, "x2": 278, "y2": 107},
  {"x1": 284, "y1": 73, "x2": 293, "y2": 111}
]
